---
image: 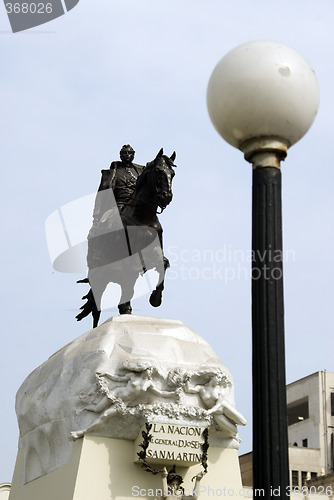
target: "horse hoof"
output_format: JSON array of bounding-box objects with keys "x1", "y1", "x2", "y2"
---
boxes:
[
  {"x1": 119, "y1": 303, "x2": 132, "y2": 315},
  {"x1": 149, "y1": 289, "x2": 162, "y2": 307}
]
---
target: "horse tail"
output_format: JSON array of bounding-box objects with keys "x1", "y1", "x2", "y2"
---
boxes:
[
  {"x1": 75, "y1": 279, "x2": 101, "y2": 328},
  {"x1": 76, "y1": 287, "x2": 96, "y2": 322}
]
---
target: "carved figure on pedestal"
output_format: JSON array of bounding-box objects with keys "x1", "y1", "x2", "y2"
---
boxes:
[
  {"x1": 98, "y1": 360, "x2": 178, "y2": 404},
  {"x1": 160, "y1": 466, "x2": 204, "y2": 500},
  {"x1": 72, "y1": 360, "x2": 177, "y2": 439},
  {"x1": 185, "y1": 370, "x2": 246, "y2": 436},
  {"x1": 76, "y1": 147, "x2": 176, "y2": 327}
]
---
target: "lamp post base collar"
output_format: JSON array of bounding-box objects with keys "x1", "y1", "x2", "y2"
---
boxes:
[{"x1": 240, "y1": 137, "x2": 289, "y2": 169}]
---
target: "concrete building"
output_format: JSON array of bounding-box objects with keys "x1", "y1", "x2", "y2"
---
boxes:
[
  {"x1": 239, "y1": 371, "x2": 334, "y2": 498},
  {"x1": 287, "y1": 371, "x2": 334, "y2": 488}
]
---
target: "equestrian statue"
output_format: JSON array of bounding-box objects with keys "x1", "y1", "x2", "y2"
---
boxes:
[{"x1": 76, "y1": 145, "x2": 176, "y2": 328}]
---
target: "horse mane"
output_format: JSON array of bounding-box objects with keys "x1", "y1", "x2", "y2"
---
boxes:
[
  {"x1": 134, "y1": 155, "x2": 172, "y2": 190},
  {"x1": 134, "y1": 163, "x2": 151, "y2": 193},
  {"x1": 146, "y1": 154, "x2": 175, "y2": 169}
]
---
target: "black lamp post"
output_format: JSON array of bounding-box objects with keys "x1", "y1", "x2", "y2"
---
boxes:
[{"x1": 207, "y1": 41, "x2": 319, "y2": 498}]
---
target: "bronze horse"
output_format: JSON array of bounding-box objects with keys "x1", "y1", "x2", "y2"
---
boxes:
[{"x1": 76, "y1": 149, "x2": 176, "y2": 327}]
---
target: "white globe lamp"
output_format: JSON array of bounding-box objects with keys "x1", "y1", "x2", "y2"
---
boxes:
[{"x1": 207, "y1": 40, "x2": 320, "y2": 167}]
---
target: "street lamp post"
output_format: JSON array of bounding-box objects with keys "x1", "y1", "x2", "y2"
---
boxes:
[{"x1": 207, "y1": 41, "x2": 319, "y2": 498}]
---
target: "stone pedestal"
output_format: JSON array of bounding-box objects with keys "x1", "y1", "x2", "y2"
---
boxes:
[
  {"x1": 9, "y1": 316, "x2": 246, "y2": 499},
  {"x1": 10, "y1": 436, "x2": 244, "y2": 500}
]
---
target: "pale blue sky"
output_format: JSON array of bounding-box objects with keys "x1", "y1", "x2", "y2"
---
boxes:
[{"x1": 1, "y1": 0, "x2": 333, "y2": 483}]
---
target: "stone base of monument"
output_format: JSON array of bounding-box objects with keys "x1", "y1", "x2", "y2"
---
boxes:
[
  {"x1": 9, "y1": 316, "x2": 246, "y2": 500},
  {"x1": 9, "y1": 435, "x2": 243, "y2": 500}
]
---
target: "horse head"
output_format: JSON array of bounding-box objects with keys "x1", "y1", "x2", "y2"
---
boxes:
[{"x1": 147, "y1": 148, "x2": 176, "y2": 211}]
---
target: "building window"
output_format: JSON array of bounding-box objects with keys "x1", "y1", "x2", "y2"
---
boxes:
[
  {"x1": 311, "y1": 472, "x2": 317, "y2": 480},
  {"x1": 291, "y1": 470, "x2": 299, "y2": 488},
  {"x1": 287, "y1": 397, "x2": 309, "y2": 426},
  {"x1": 331, "y1": 392, "x2": 334, "y2": 417},
  {"x1": 302, "y1": 438, "x2": 308, "y2": 447},
  {"x1": 301, "y1": 471, "x2": 307, "y2": 486}
]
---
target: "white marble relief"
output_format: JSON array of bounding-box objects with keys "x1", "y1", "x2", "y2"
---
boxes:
[{"x1": 15, "y1": 316, "x2": 246, "y2": 484}]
